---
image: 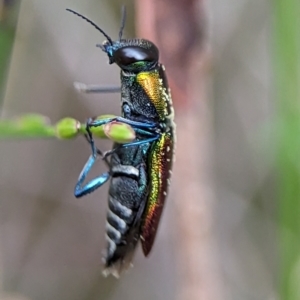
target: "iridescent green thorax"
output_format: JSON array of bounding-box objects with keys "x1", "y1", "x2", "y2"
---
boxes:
[{"x1": 136, "y1": 66, "x2": 173, "y2": 122}]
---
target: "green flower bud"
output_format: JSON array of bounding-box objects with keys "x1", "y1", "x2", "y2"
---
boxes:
[
  {"x1": 104, "y1": 121, "x2": 136, "y2": 144},
  {"x1": 55, "y1": 117, "x2": 81, "y2": 139},
  {"x1": 89, "y1": 115, "x2": 116, "y2": 138}
]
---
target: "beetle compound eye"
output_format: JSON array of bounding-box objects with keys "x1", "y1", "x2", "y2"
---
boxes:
[{"x1": 114, "y1": 46, "x2": 159, "y2": 66}]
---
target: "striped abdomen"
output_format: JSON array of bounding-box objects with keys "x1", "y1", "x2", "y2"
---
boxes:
[{"x1": 103, "y1": 162, "x2": 148, "y2": 277}]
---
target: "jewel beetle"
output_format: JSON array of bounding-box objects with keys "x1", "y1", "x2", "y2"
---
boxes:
[{"x1": 67, "y1": 7, "x2": 175, "y2": 277}]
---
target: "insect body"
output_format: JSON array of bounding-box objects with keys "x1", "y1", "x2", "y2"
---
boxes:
[{"x1": 67, "y1": 8, "x2": 175, "y2": 277}]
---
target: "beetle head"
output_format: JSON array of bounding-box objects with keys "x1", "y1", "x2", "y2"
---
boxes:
[{"x1": 66, "y1": 7, "x2": 159, "y2": 73}]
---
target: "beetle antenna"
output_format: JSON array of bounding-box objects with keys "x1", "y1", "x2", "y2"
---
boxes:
[
  {"x1": 118, "y1": 5, "x2": 126, "y2": 40},
  {"x1": 66, "y1": 9, "x2": 113, "y2": 45}
]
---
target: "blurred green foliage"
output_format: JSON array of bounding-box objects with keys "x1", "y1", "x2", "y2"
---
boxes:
[
  {"x1": 0, "y1": 0, "x2": 21, "y2": 104},
  {"x1": 0, "y1": 25, "x2": 14, "y2": 90},
  {"x1": 273, "y1": 0, "x2": 300, "y2": 299}
]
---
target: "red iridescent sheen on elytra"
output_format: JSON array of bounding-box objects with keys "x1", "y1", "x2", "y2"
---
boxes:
[{"x1": 137, "y1": 66, "x2": 175, "y2": 255}]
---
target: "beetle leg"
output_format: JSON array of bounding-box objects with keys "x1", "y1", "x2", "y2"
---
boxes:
[
  {"x1": 131, "y1": 128, "x2": 158, "y2": 136},
  {"x1": 85, "y1": 123, "x2": 98, "y2": 155},
  {"x1": 118, "y1": 135, "x2": 160, "y2": 148},
  {"x1": 74, "y1": 154, "x2": 110, "y2": 198},
  {"x1": 85, "y1": 123, "x2": 111, "y2": 168},
  {"x1": 87, "y1": 117, "x2": 157, "y2": 130},
  {"x1": 74, "y1": 82, "x2": 121, "y2": 94},
  {"x1": 102, "y1": 135, "x2": 160, "y2": 160}
]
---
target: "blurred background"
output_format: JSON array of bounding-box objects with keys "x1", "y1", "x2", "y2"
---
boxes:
[{"x1": 0, "y1": 0, "x2": 299, "y2": 299}]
